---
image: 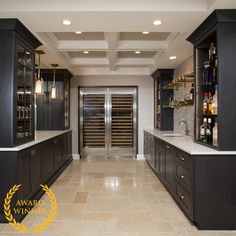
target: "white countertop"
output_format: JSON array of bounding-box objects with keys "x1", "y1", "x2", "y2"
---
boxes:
[
  {"x1": 144, "y1": 129, "x2": 236, "y2": 155},
  {"x1": 0, "y1": 130, "x2": 72, "y2": 152}
]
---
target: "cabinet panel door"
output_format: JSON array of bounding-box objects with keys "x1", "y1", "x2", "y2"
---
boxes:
[
  {"x1": 30, "y1": 145, "x2": 41, "y2": 193},
  {"x1": 165, "y1": 144, "x2": 175, "y2": 192},
  {"x1": 159, "y1": 143, "x2": 166, "y2": 179},
  {"x1": 18, "y1": 149, "x2": 31, "y2": 199},
  {"x1": 54, "y1": 136, "x2": 63, "y2": 169},
  {"x1": 154, "y1": 139, "x2": 161, "y2": 173},
  {"x1": 148, "y1": 135, "x2": 155, "y2": 169},
  {"x1": 41, "y1": 140, "x2": 55, "y2": 182}
]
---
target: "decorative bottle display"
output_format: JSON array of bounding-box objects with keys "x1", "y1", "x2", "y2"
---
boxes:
[{"x1": 199, "y1": 41, "x2": 218, "y2": 147}]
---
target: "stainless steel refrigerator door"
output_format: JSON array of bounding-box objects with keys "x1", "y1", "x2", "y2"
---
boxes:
[{"x1": 79, "y1": 87, "x2": 137, "y2": 159}]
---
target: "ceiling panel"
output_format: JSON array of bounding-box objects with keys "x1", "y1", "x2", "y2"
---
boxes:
[
  {"x1": 68, "y1": 51, "x2": 107, "y2": 58},
  {"x1": 120, "y1": 32, "x2": 170, "y2": 41},
  {"x1": 118, "y1": 51, "x2": 156, "y2": 58},
  {"x1": 54, "y1": 32, "x2": 105, "y2": 40}
]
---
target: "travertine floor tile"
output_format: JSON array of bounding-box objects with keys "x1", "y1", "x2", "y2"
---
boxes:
[{"x1": 1, "y1": 160, "x2": 236, "y2": 236}]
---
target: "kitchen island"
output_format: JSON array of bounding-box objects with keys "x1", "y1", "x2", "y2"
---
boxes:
[
  {"x1": 144, "y1": 129, "x2": 236, "y2": 230},
  {"x1": 0, "y1": 130, "x2": 72, "y2": 223}
]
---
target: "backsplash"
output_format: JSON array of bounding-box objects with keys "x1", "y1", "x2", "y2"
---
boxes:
[{"x1": 174, "y1": 56, "x2": 194, "y2": 136}]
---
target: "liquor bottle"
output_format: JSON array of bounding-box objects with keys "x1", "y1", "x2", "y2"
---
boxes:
[
  {"x1": 212, "y1": 121, "x2": 218, "y2": 147},
  {"x1": 209, "y1": 43, "x2": 217, "y2": 67},
  {"x1": 190, "y1": 83, "x2": 194, "y2": 102},
  {"x1": 208, "y1": 92, "x2": 213, "y2": 115},
  {"x1": 200, "y1": 118, "x2": 207, "y2": 143},
  {"x1": 203, "y1": 93, "x2": 208, "y2": 115},
  {"x1": 203, "y1": 61, "x2": 213, "y2": 88},
  {"x1": 213, "y1": 85, "x2": 218, "y2": 115},
  {"x1": 206, "y1": 118, "x2": 212, "y2": 144}
]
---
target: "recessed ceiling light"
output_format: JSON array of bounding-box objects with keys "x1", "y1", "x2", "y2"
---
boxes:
[
  {"x1": 75, "y1": 31, "x2": 82, "y2": 34},
  {"x1": 142, "y1": 31, "x2": 150, "y2": 35},
  {"x1": 135, "y1": 51, "x2": 141, "y2": 54},
  {"x1": 153, "y1": 20, "x2": 162, "y2": 26},
  {"x1": 62, "y1": 20, "x2": 72, "y2": 26},
  {"x1": 169, "y1": 56, "x2": 177, "y2": 60},
  {"x1": 83, "y1": 51, "x2": 89, "y2": 54}
]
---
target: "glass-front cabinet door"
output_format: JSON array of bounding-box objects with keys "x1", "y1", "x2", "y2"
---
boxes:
[{"x1": 15, "y1": 41, "x2": 34, "y2": 144}]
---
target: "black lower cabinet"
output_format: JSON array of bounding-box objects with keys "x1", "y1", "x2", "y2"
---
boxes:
[
  {"x1": 144, "y1": 131, "x2": 236, "y2": 230},
  {"x1": 165, "y1": 144, "x2": 175, "y2": 193},
  {"x1": 41, "y1": 139, "x2": 55, "y2": 182},
  {"x1": 0, "y1": 131, "x2": 72, "y2": 223},
  {"x1": 18, "y1": 150, "x2": 31, "y2": 200}
]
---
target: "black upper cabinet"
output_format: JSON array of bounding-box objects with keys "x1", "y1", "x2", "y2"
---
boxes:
[
  {"x1": 152, "y1": 69, "x2": 174, "y2": 131},
  {"x1": 36, "y1": 69, "x2": 72, "y2": 130},
  {"x1": 0, "y1": 19, "x2": 41, "y2": 147},
  {"x1": 187, "y1": 10, "x2": 236, "y2": 151}
]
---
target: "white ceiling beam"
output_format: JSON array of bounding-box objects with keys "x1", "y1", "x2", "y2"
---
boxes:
[
  {"x1": 74, "y1": 66, "x2": 150, "y2": 76},
  {"x1": 117, "y1": 41, "x2": 168, "y2": 51},
  {"x1": 37, "y1": 32, "x2": 76, "y2": 74},
  {"x1": 70, "y1": 58, "x2": 109, "y2": 66},
  {"x1": 117, "y1": 58, "x2": 155, "y2": 66},
  {"x1": 105, "y1": 32, "x2": 120, "y2": 71},
  {"x1": 57, "y1": 40, "x2": 108, "y2": 51}
]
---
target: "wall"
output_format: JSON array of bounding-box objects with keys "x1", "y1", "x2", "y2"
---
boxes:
[
  {"x1": 70, "y1": 75, "x2": 154, "y2": 156},
  {"x1": 173, "y1": 56, "x2": 194, "y2": 136}
]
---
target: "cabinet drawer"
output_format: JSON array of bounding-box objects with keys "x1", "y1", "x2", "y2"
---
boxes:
[
  {"x1": 176, "y1": 150, "x2": 192, "y2": 170},
  {"x1": 175, "y1": 183, "x2": 192, "y2": 218},
  {"x1": 175, "y1": 163, "x2": 191, "y2": 191}
]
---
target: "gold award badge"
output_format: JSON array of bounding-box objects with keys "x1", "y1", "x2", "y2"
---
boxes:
[{"x1": 4, "y1": 184, "x2": 57, "y2": 233}]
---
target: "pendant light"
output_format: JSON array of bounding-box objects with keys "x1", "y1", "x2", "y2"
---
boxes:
[
  {"x1": 50, "y1": 64, "x2": 58, "y2": 99},
  {"x1": 35, "y1": 50, "x2": 45, "y2": 95}
]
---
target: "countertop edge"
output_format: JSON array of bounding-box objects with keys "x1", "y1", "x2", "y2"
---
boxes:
[
  {"x1": 0, "y1": 129, "x2": 72, "y2": 152},
  {"x1": 144, "y1": 129, "x2": 236, "y2": 155}
]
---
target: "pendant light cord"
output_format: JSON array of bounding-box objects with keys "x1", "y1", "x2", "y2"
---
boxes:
[
  {"x1": 37, "y1": 53, "x2": 41, "y2": 79},
  {"x1": 53, "y1": 66, "x2": 56, "y2": 86}
]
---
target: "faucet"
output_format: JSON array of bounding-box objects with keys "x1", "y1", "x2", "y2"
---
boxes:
[{"x1": 178, "y1": 119, "x2": 190, "y2": 136}]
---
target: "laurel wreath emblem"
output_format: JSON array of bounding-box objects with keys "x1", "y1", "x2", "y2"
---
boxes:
[{"x1": 4, "y1": 184, "x2": 57, "y2": 233}]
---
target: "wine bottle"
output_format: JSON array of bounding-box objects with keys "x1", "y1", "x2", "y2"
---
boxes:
[
  {"x1": 208, "y1": 92, "x2": 213, "y2": 115},
  {"x1": 209, "y1": 43, "x2": 217, "y2": 67},
  {"x1": 190, "y1": 83, "x2": 194, "y2": 102},
  {"x1": 213, "y1": 85, "x2": 218, "y2": 115},
  {"x1": 200, "y1": 118, "x2": 207, "y2": 143},
  {"x1": 212, "y1": 121, "x2": 218, "y2": 147},
  {"x1": 206, "y1": 118, "x2": 212, "y2": 144},
  {"x1": 203, "y1": 93, "x2": 208, "y2": 115}
]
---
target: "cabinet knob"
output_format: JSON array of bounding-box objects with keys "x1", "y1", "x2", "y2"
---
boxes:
[
  {"x1": 181, "y1": 175, "x2": 185, "y2": 179},
  {"x1": 180, "y1": 156, "x2": 185, "y2": 161},
  {"x1": 166, "y1": 145, "x2": 170, "y2": 149},
  {"x1": 54, "y1": 140, "x2": 57, "y2": 144},
  {"x1": 181, "y1": 195, "x2": 185, "y2": 199},
  {"x1": 31, "y1": 149, "x2": 36, "y2": 156}
]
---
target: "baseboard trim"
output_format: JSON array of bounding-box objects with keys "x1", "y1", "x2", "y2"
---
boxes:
[
  {"x1": 72, "y1": 154, "x2": 80, "y2": 160},
  {"x1": 136, "y1": 154, "x2": 145, "y2": 160}
]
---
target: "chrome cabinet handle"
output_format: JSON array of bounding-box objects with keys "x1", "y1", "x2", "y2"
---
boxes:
[
  {"x1": 181, "y1": 195, "x2": 185, "y2": 199},
  {"x1": 166, "y1": 145, "x2": 170, "y2": 149},
  {"x1": 180, "y1": 156, "x2": 185, "y2": 161},
  {"x1": 54, "y1": 140, "x2": 57, "y2": 144},
  {"x1": 181, "y1": 175, "x2": 185, "y2": 179}
]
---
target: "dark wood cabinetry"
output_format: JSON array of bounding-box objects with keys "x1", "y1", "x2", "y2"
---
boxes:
[
  {"x1": 36, "y1": 69, "x2": 72, "y2": 130},
  {"x1": 144, "y1": 130, "x2": 236, "y2": 229},
  {"x1": 152, "y1": 69, "x2": 174, "y2": 130},
  {"x1": 187, "y1": 10, "x2": 236, "y2": 151},
  {"x1": 0, "y1": 19, "x2": 41, "y2": 147},
  {"x1": 0, "y1": 131, "x2": 72, "y2": 223},
  {"x1": 165, "y1": 144, "x2": 175, "y2": 193}
]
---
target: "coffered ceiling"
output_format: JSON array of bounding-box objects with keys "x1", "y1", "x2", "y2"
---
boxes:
[{"x1": 0, "y1": 0, "x2": 236, "y2": 76}]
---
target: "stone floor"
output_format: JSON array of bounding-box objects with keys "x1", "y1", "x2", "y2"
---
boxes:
[{"x1": 0, "y1": 159, "x2": 236, "y2": 236}]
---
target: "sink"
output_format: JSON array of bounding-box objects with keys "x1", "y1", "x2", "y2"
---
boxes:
[{"x1": 162, "y1": 133, "x2": 183, "y2": 137}]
